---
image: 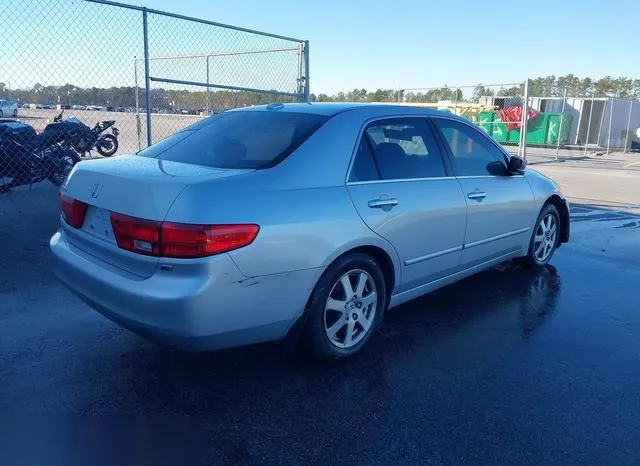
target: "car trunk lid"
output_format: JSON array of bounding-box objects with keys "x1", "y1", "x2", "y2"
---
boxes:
[{"x1": 61, "y1": 155, "x2": 253, "y2": 278}]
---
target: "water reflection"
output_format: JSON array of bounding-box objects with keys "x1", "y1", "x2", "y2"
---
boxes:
[
  {"x1": 518, "y1": 265, "x2": 561, "y2": 336},
  {"x1": 385, "y1": 262, "x2": 562, "y2": 338},
  {"x1": 71, "y1": 262, "x2": 563, "y2": 420}
]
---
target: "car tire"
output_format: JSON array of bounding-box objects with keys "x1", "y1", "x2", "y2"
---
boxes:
[
  {"x1": 304, "y1": 253, "x2": 386, "y2": 360},
  {"x1": 96, "y1": 134, "x2": 118, "y2": 157},
  {"x1": 521, "y1": 204, "x2": 560, "y2": 268},
  {"x1": 12, "y1": 109, "x2": 17, "y2": 117},
  {"x1": 0, "y1": 110, "x2": 3, "y2": 118}
]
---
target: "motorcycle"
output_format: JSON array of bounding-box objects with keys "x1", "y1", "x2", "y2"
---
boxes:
[
  {"x1": 49, "y1": 111, "x2": 119, "y2": 157},
  {"x1": 0, "y1": 121, "x2": 80, "y2": 191}
]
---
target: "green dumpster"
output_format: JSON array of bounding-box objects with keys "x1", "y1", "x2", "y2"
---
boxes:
[
  {"x1": 476, "y1": 110, "x2": 494, "y2": 136},
  {"x1": 507, "y1": 129, "x2": 521, "y2": 144},
  {"x1": 545, "y1": 113, "x2": 572, "y2": 145},
  {"x1": 491, "y1": 119, "x2": 509, "y2": 143},
  {"x1": 525, "y1": 113, "x2": 549, "y2": 145}
]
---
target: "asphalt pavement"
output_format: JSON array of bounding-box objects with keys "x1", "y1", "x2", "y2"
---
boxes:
[{"x1": 1, "y1": 183, "x2": 640, "y2": 465}]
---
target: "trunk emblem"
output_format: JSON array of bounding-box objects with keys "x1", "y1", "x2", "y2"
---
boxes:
[{"x1": 90, "y1": 183, "x2": 102, "y2": 199}]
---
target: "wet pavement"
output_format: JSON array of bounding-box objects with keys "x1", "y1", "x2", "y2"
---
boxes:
[{"x1": 2, "y1": 184, "x2": 640, "y2": 464}]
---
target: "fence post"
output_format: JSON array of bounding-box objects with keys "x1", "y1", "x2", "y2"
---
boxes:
[
  {"x1": 453, "y1": 88, "x2": 458, "y2": 115},
  {"x1": 142, "y1": 7, "x2": 152, "y2": 147},
  {"x1": 134, "y1": 57, "x2": 139, "y2": 113},
  {"x1": 134, "y1": 57, "x2": 141, "y2": 151},
  {"x1": 624, "y1": 100, "x2": 633, "y2": 153},
  {"x1": 606, "y1": 97, "x2": 614, "y2": 154},
  {"x1": 584, "y1": 94, "x2": 594, "y2": 157},
  {"x1": 555, "y1": 86, "x2": 567, "y2": 160},
  {"x1": 206, "y1": 55, "x2": 210, "y2": 114},
  {"x1": 303, "y1": 40, "x2": 310, "y2": 102},
  {"x1": 520, "y1": 79, "x2": 529, "y2": 159}
]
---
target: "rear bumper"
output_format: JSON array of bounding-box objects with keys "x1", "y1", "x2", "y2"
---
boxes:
[{"x1": 50, "y1": 229, "x2": 319, "y2": 351}]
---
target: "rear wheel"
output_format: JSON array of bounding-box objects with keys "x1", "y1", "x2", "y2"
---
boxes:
[
  {"x1": 305, "y1": 253, "x2": 386, "y2": 360},
  {"x1": 46, "y1": 151, "x2": 80, "y2": 187},
  {"x1": 12, "y1": 109, "x2": 17, "y2": 117},
  {"x1": 96, "y1": 134, "x2": 118, "y2": 157},
  {"x1": 522, "y1": 204, "x2": 560, "y2": 267}
]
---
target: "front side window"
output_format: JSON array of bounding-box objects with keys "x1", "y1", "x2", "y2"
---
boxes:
[
  {"x1": 433, "y1": 118, "x2": 507, "y2": 176},
  {"x1": 361, "y1": 118, "x2": 447, "y2": 180},
  {"x1": 138, "y1": 111, "x2": 328, "y2": 169}
]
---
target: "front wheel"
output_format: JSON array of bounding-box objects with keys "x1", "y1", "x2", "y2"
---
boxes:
[
  {"x1": 304, "y1": 253, "x2": 386, "y2": 360},
  {"x1": 96, "y1": 134, "x2": 118, "y2": 157},
  {"x1": 46, "y1": 151, "x2": 80, "y2": 187},
  {"x1": 522, "y1": 204, "x2": 560, "y2": 268}
]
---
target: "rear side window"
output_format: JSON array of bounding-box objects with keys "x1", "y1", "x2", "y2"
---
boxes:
[
  {"x1": 138, "y1": 111, "x2": 328, "y2": 169},
  {"x1": 349, "y1": 138, "x2": 380, "y2": 182},
  {"x1": 364, "y1": 118, "x2": 447, "y2": 180}
]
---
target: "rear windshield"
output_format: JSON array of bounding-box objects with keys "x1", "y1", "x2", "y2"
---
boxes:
[{"x1": 137, "y1": 111, "x2": 328, "y2": 169}]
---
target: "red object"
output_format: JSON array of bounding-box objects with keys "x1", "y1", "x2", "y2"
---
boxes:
[
  {"x1": 110, "y1": 212, "x2": 162, "y2": 256},
  {"x1": 161, "y1": 223, "x2": 259, "y2": 258},
  {"x1": 497, "y1": 106, "x2": 539, "y2": 131},
  {"x1": 109, "y1": 211, "x2": 259, "y2": 258},
  {"x1": 59, "y1": 194, "x2": 88, "y2": 228}
]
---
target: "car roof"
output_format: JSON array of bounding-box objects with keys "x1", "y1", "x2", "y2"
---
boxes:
[{"x1": 231, "y1": 102, "x2": 454, "y2": 118}]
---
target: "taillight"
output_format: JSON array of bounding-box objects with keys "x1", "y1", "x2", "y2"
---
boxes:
[
  {"x1": 59, "y1": 194, "x2": 88, "y2": 228},
  {"x1": 161, "y1": 223, "x2": 259, "y2": 258},
  {"x1": 110, "y1": 212, "x2": 161, "y2": 256},
  {"x1": 109, "y1": 212, "x2": 258, "y2": 258}
]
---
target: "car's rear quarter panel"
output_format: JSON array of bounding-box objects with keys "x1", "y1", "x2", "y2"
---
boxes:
[
  {"x1": 164, "y1": 109, "x2": 403, "y2": 283},
  {"x1": 165, "y1": 178, "x2": 401, "y2": 280}
]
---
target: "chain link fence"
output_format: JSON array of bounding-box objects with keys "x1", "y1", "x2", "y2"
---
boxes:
[
  {"x1": 1, "y1": 0, "x2": 309, "y2": 192},
  {"x1": 527, "y1": 89, "x2": 640, "y2": 159},
  {"x1": 396, "y1": 82, "x2": 640, "y2": 161},
  {"x1": 397, "y1": 83, "x2": 528, "y2": 157}
]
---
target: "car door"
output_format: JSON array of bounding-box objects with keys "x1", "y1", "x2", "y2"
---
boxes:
[
  {"x1": 346, "y1": 117, "x2": 467, "y2": 292},
  {"x1": 431, "y1": 117, "x2": 535, "y2": 268}
]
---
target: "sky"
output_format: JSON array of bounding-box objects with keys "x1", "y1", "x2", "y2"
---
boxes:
[
  {"x1": 2, "y1": 0, "x2": 639, "y2": 95},
  {"x1": 113, "y1": 0, "x2": 640, "y2": 94}
]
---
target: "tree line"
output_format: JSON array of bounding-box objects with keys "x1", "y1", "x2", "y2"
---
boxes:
[
  {"x1": 0, "y1": 82, "x2": 293, "y2": 111},
  {"x1": 1, "y1": 75, "x2": 638, "y2": 109},
  {"x1": 311, "y1": 75, "x2": 640, "y2": 103}
]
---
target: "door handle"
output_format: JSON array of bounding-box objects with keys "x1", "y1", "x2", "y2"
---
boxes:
[
  {"x1": 368, "y1": 198, "x2": 399, "y2": 208},
  {"x1": 467, "y1": 191, "x2": 487, "y2": 201}
]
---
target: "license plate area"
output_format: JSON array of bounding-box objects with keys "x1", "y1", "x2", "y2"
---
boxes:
[{"x1": 82, "y1": 206, "x2": 117, "y2": 244}]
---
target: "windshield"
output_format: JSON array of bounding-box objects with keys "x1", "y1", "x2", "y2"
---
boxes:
[{"x1": 137, "y1": 110, "x2": 328, "y2": 169}]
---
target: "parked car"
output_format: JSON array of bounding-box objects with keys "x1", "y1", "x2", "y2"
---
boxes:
[
  {"x1": 71, "y1": 105, "x2": 86, "y2": 110},
  {"x1": 85, "y1": 105, "x2": 99, "y2": 111},
  {"x1": 0, "y1": 99, "x2": 18, "y2": 117},
  {"x1": 21, "y1": 102, "x2": 31, "y2": 109},
  {"x1": 50, "y1": 103, "x2": 570, "y2": 359},
  {"x1": 42, "y1": 104, "x2": 56, "y2": 110}
]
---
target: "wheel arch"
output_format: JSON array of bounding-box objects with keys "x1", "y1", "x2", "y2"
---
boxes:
[
  {"x1": 543, "y1": 194, "x2": 570, "y2": 244},
  {"x1": 346, "y1": 245, "x2": 396, "y2": 307},
  {"x1": 283, "y1": 242, "x2": 399, "y2": 346}
]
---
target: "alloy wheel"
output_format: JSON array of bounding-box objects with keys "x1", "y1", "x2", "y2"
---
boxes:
[
  {"x1": 324, "y1": 269, "x2": 377, "y2": 349},
  {"x1": 533, "y1": 213, "x2": 557, "y2": 262}
]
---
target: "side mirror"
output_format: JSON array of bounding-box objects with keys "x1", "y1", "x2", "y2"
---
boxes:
[{"x1": 508, "y1": 155, "x2": 527, "y2": 173}]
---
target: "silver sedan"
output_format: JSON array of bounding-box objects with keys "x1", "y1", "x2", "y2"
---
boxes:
[{"x1": 50, "y1": 103, "x2": 569, "y2": 359}]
